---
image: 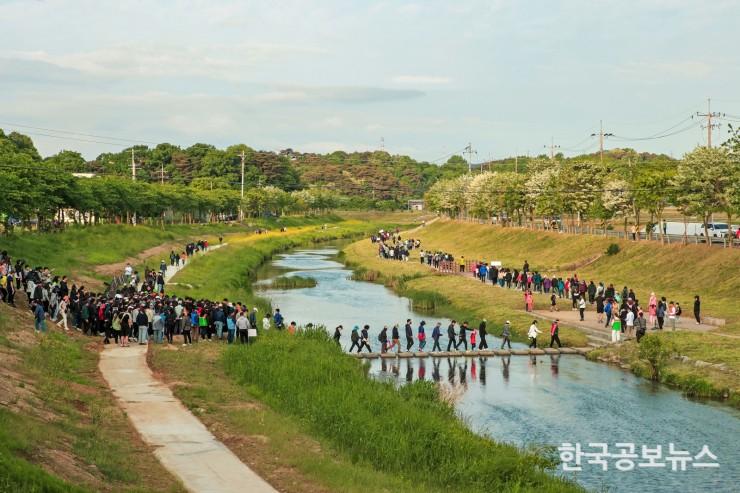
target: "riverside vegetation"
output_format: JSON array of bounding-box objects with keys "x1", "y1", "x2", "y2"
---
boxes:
[{"x1": 343, "y1": 218, "x2": 740, "y2": 408}]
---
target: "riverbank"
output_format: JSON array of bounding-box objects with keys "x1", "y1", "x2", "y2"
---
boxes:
[
  {"x1": 0, "y1": 215, "x2": 341, "y2": 491},
  {"x1": 342, "y1": 218, "x2": 740, "y2": 408},
  {"x1": 341, "y1": 240, "x2": 589, "y2": 347},
  {"x1": 0, "y1": 303, "x2": 185, "y2": 492}
]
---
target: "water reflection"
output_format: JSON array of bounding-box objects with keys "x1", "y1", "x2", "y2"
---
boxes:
[{"x1": 256, "y1": 246, "x2": 740, "y2": 493}]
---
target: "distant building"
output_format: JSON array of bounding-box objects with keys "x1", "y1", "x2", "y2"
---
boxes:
[
  {"x1": 408, "y1": 199, "x2": 424, "y2": 211},
  {"x1": 72, "y1": 172, "x2": 96, "y2": 178}
]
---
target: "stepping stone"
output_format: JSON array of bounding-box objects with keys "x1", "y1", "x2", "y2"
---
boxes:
[
  {"x1": 380, "y1": 353, "x2": 396, "y2": 359},
  {"x1": 511, "y1": 349, "x2": 530, "y2": 355},
  {"x1": 478, "y1": 350, "x2": 495, "y2": 356},
  {"x1": 365, "y1": 353, "x2": 379, "y2": 359},
  {"x1": 543, "y1": 348, "x2": 561, "y2": 354},
  {"x1": 558, "y1": 347, "x2": 577, "y2": 354},
  {"x1": 398, "y1": 352, "x2": 412, "y2": 358},
  {"x1": 529, "y1": 349, "x2": 546, "y2": 355},
  {"x1": 414, "y1": 352, "x2": 429, "y2": 358},
  {"x1": 494, "y1": 349, "x2": 511, "y2": 356}
]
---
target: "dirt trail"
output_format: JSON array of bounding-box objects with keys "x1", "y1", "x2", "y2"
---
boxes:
[{"x1": 94, "y1": 242, "x2": 182, "y2": 278}]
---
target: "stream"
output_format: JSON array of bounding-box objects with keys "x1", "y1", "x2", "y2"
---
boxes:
[{"x1": 254, "y1": 245, "x2": 739, "y2": 493}]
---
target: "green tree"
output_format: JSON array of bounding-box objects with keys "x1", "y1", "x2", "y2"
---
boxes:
[{"x1": 673, "y1": 146, "x2": 736, "y2": 245}]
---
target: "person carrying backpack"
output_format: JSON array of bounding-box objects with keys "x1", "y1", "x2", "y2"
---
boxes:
[{"x1": 349, "y1": 326, "x2": 361, "y2": 353}]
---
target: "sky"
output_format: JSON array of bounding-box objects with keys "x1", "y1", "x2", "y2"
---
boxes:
[{"x1": 1, "y1": 0, "x2": 740, "y2": 162}]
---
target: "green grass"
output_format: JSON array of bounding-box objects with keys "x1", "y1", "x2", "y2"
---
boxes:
[
  {"x1": 149, "y1": 341, "x2": 439, "y2": 493},
  {"x1": 223, "y1": 329, "x2": 583, "y2": 493},
  {"x1": 261, "y1": 275, "x2": 318, "y2": 290},
  {"x1": 0, "y1": 305, "x2": 184, "y2": 492}
]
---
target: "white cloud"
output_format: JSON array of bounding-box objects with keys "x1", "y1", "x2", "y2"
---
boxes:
[
  {"x1": 3, "y1": 42, "x2": 324, "y2": 79},
  {"x1": 393, "y1": 75, "x2": 451, "y2": 85}
]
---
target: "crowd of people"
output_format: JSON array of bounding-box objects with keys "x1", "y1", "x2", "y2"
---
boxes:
[
  {"x1": 336, "y1": 316, "x2": 563, "y2": 353},
  {"x1": 372, "y1": 233, "x2": 703, "y2": 346},
  {"x1": 372, "y1": 229, "x2": 422, "y2": 261},
  {"x1": 0, "y1": 240, "x2": 297, "y2": 348}
]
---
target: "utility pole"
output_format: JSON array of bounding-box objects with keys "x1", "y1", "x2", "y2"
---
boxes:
[
  {"x1": 160, "y1": 162, "x2": 165, "y2": 185},
  {"x1": 131, "y1": 148, "x2": 136, "y2": 181},
  {"x1": 380, "y1": 136, "x2": 385, "y2": 151},
  {"x1": 515, "y1": 155, "x2": 518, "y2": 174},
  {"x1": 591, "y1": 121, "x2": 613, "y2": 164},
  {"x1": 696, "y1": 98, "x2": 723, "y2": 148},
  {"x1": 545, "y1": 137, "x2": 560, "y2": 160},
  {"x1": 464, "y1": 142, "x2": 477, "y2": 173},
  {"x1": 239, "y1": 150, "x2": 246, "y2": 221}
]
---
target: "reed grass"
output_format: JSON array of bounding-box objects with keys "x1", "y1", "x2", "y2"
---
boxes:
[{"x1": 223, "y1": 329, "x2": 583, "y2": 493}]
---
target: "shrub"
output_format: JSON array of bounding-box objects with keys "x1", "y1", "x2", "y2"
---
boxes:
[
  {"x1": 638, "y1": 334, "x2": 673, "y2": 381},
  {"x1": 605, "y1": 243, "x2": 620, "y2": 256}
]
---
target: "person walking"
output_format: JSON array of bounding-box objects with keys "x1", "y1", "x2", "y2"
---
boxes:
[
  {"x1": 417, "y1": 321, "x2": 427, "y2": 352},
  {"x1": 625, "y1": 308, "x2": 635, "y2": 339},
  {"x1": 578, "y1": 296, "x2": 586, "y2": 321},
  {"x1": 693, "y1": 295, "x2": 701, "y2": 324},
  {"x1": 648, "y1": 292, "x2": 658, "y2": 328},
  {"x1": 549, "y1": 319, "x2": 561, "y2": 348},
  {"x1": 236, "y1": 311, "x2": 250, "y2": 344},
  {"x1": 457, "y1": 321, "x2": 469, "y2": 351},
  {"x1": 478, "y1": 319, "x2": 488, "y2": 350},
  {"x1": 500, "y1": 321, "x2": 512, "y2": 349},
  {"x1": 635, "y1": 311, "x2": 647, "y2": 343},
  {"x1": 611, "y1": 317, "x2": 622, "y2": 343},
  {"x1": 389, "y1": 324, "x2": 401, "y2": 353},
  {"x1": 349, "y1": 325, "x2": 361, "y2": 353},
  {"x1": 431, "y1": 322, "x2": 442, "y2": 352},
  {"x1": 182, "y1": 309, "x2": 192, "y2": 345},
  {"x1": 136, "y1": 304, "x2": 149, "y2": 344},
  {"x1": 446, "y1": 321, "x2": 457, "y2": 351},
  {"x1": 333, "y1": 325, "x2": 342, "y2": 345},
  {"x1": 668, "y1": 302, "x2": 677, "y2": 331},
  {"x1": 527, "y1": 321, "x2": 542, "y2": 348},
  {"x1": 405, "y1": 319, "x2": 414, "y2": 351},
  {"x1": 656, "y1": 297, "x2": 666, "y2": 330},
  {"x1": 359, "y1": 325, "x2": 372, "y2": 353},
  {"x1": 550, "y1": 292, "x2": 558, "y2": 312},
  {"x1": 604, "y1": 299, "x2": 613, "y2": 328},
  {"x1": 33, "y1": 300, "x2": 46, "y2": 333},
  {"x1": 378, "y1": 326, "x2": 389, "y2": 353}
]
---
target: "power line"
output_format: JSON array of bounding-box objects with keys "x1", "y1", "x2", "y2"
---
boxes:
[{"x1": 0, "y1": 121, "x2": 160, "y2": 145}]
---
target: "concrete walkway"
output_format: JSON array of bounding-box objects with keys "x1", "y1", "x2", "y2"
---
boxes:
[
  {"x1": 100, "y1": 346, "x2": 276, "y2": 493},
  {"x1": 100, "y1": 241, "x2": 276, "y2": 493}
]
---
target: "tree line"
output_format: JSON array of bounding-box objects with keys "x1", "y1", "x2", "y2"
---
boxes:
[
  {"x1": 424, "y1": 134, "x2": 740, "y2": 244},
  {"x1": 0, "y1": 130, "x2": 340, "y2": 231}
]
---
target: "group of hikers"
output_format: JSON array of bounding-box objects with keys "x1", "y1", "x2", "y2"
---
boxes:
[
  {"x1": 372, "y1": 229, "x2": 422, "y2": 261},
  {"x1": 0, "y1": 241, "x2": 297, "y2": 347},
  {"x1": 335, "y1": 316, "x2": 563, "y2": 353},
  {"x1": 372, "y1": 233, "x2": 703, "y2": 345}
]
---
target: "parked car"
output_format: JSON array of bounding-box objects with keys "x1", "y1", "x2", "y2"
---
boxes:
[{"x1": 699, "y1": 223, "x2": 733, "y2": 238}]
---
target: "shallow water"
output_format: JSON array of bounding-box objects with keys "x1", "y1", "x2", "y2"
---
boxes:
[{"x1": 255, "y1": 247, "x2": 740, "y2": 493}]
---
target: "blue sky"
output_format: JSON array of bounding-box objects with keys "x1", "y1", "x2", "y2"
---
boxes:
[{"x1": 1, "y1": 0, "x2": 739, "y2": 161}]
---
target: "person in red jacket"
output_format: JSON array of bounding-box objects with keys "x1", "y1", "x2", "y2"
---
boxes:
[{"x1": 549, "y1": 319, "x2": 561, "y2": 348}]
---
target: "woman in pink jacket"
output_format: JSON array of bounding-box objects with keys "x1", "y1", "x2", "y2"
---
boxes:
[{"x1": 648, "y1": 292, "x2": 657, "y2": 328}]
